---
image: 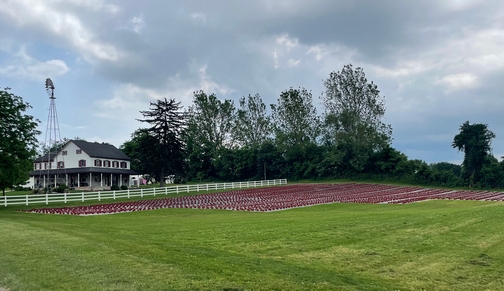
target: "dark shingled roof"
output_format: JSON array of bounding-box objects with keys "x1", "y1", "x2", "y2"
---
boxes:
[
  {"x1": 34, "y1": 152, "x2": 58, "y2": 162},
  {"x1": 71, "y1": 140, "x2": 131, "y2": 160}
]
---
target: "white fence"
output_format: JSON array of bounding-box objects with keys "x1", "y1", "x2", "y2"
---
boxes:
[{"x1": 1, "y1": 179, "x2": 287, "y2": 207}]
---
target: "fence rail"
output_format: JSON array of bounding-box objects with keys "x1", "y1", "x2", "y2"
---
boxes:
[{"x1": 1, "y1": 179, "x2": 288, "y2": 207}]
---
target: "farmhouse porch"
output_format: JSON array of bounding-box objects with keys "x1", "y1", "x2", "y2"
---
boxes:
[{"x1": 31, "y1": 167, "x2": 137, "y2": 190}]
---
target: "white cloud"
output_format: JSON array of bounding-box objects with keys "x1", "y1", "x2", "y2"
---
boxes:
[
  {"x1": 273, "y1": 52, "x2": 279, "y2": 68},
  {"x1": 0, "y1": 47, "x2": 69, "y2": 81},
  {"x1": 435, "y1": 73, "x2": 479, "y2": 92},
  {"x1": 129, "y1": 15, "x2": 145, "y2": 33},
  {"x1": 287, "y1": 58, "x2": 301, "y2": 67},
  {"x1": 374, "y1": 61, "x2": 433, "y2": 78},
  {"x1": 275, "y1": 34, "x2": 299, "y2": 52},
  {"x1": 0, "y1": 0, "x2": 121, "y2": 61},
  {"x1": 191, "y1": 12, "x2": 207, "y2": 22},
  {"x1": 94, "y1": 64, "x2": 233, "y2": 122}
]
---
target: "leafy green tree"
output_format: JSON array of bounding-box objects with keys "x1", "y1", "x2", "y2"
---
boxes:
[
  {"x1": 137, "y1": 98, "x2": 185, "y2": 186},
  {"x1": 120, "y1": 130, "x2": 160, "y2": 177},
  {"x1": 0, "y1": 88, "x2": 40, "y2": 195},
  {"x1": 185, "y1": 91, "x2": 236, "y2": 180},
  {"x1": 452, "y1": 121, "x2": 496, "y2": 187},
  {"x1": 430, "y1": 162, "x2": 462, "y2": 178},
  {"x1": 233, "y1": 93, "x2": 271, "y2": 147},
  {"x1": 321, "y1": 64, "x2": 392, "y2": 172},
  {"x1": 270, "y1": 87, "x2": 321, "y2": 179},
  {"x1": 478, "y1": 155, "x2": 502, "y2": 188}
]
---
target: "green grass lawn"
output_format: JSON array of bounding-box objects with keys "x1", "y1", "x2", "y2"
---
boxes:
[{"x1": 1, "y1": 197, "x2": 504, "y2": 290}]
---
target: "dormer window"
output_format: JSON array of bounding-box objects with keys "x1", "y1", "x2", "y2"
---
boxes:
[
  {"x1": 104, "y1": 160, "x2": 110, "y2": 167},
  {"x1": 57, "y1": 161, "x2": 65, "y2": 169},
  {"x1": 76, "y1": 149, "x2": 82, "y2": 154},
  {"x1": 78, "y1": 160, "x2": 86, "y2": 167},
  {"x1": 62, "y1": 151, "x2": 68, "y2": 155},
  {"x1": 112, "y1": 161, "x2": 119, "y2": 168},
  {"x1": 94, "y1": 159, "x2": 102, "y2": 167},
  {"x1": 120, "y1": 162, "x2": 127, "y2": 168}
]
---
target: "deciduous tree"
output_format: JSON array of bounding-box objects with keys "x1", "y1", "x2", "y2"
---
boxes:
[
  {"x1": 321, "y1": 64, "x2": 392, "y2": 172},
  {"x1": 0, "y1": 88, "x2": 40, "y2": 195},
  {"x1": 185, "y1": 91, "x2": 235, "y2": 180},
  {"x1": 452, "y1": 121, "x2": 495, "y2": 187},
  {"x1": 233, "y1": 93, "x2": 271, "y2": 147}
]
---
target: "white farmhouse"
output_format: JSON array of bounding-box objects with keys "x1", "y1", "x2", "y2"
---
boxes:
[{"x1": 30, "y1": 140, "x2": 137, "y2": 190}]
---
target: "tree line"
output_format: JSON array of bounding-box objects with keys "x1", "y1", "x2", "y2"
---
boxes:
[
  {"x1": 1, "y1": 64, "x2": 501, "y2": 195},
  {"x1": 121, "y1": 64, "x2": 503, "y2": 189}
]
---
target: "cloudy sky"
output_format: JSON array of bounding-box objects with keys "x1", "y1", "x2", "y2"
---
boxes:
[{"x1": 1, "y1": 0, "x2": 503, "y2": 164}]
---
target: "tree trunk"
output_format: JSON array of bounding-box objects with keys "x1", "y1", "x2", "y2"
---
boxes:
[{"x1": 159, "y1": 167, "x2": 165, "y2": 187}]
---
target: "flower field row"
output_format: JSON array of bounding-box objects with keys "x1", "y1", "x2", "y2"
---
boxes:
[{"x1": 21, "y1": 183, "x2": 504, "y2": 215}]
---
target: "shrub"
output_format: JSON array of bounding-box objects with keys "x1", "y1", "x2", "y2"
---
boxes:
[
  {"x1": 120, "y1": 185, "x2": 128, "y2": 190},
  {"x1": 56, "y1": 184, "x2": 69, "y2": 193},
  {"x1": 110, "y1": 184, "x2": 120, "y2": 191}
]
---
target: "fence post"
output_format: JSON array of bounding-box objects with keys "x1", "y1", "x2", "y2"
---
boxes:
[
  {"x1": 165, "y1": 187, "x2": 168, "y2": 195},
  {"x1": 141, "y1": 188, "x2": 143, "y2": 197},
  {"x1": 128, "y1": 189, "x2": 130, "y2": 198},
  {"x1": 177, "y1": 186, "x2": 179, "y2": 194},
  {"x1": 46, "y1": 192, "x2": 48, "y2": 205},
  {"x1": 113, "y1": 190, "x2": 116, "y2": 199},
  {"x1": 4, "y1": 196, "x2": 6, "y2": 207},
  {"x1": 26, "y1": 195, "x2": 28, "y2": 206},
  {"x1": 98, "y1": 191, "x2": 101, "y2": 201},
  {"x1": 197, "y1": 185, "x2": 200, "y2": 192},
  {"x1": 154, "y1": 188, "x2": 156, "y2": 196},
  {"x1": 187, "y1": 185, "x2": 189, "y2": 193},
  {"x1": 206, "y1": 184, "x2": 209, "y2": 191},
  {"x1": 64, "y1": 192, "x2": 67, "y2": 203},
  {"x1": 82, "y1": 192, "x2": 84, "y2": 202}
]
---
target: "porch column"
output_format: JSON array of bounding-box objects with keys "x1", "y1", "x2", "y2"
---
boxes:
[
  {"x1": 120, "y1": 174, "x2": 122, "y2": 187},
  {"x1": 110, "y1": 174, "x2": 112, "y2": 186},
  {"x1": 100, "y1": 173, "x2": 103, "y2": 187},
  {"x1": 77, "y1": 173, "x2": 80, "y2": 187},
  {"x1": 65, "y1": 174, "x2": 68, "y2": 186},
  {"x1": 54, "y1": 174, "x2": 56, "y2": 186},
  {"x1": 89, "y1": 173, "x2": 92, "y2": 188},
  {"x1": 43, "y1": 175, "x2": 46, "y2": 187}
]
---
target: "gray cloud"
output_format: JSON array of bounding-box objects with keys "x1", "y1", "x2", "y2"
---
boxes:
[{"x1": 1, "y1": 0, "x2": 504, "y2": 163}]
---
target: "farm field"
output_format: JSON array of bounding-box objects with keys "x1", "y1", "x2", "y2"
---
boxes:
[{"x1": 2, "y1": 184, "x2": 504, "y2": 290}]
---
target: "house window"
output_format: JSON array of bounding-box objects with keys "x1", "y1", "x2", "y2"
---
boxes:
[
  {"x1": 112, "y1": 161, "x2": 119, "y2": 168},
  {"x1": 44, "y1": 163, "x2": 48, "y2": 169},
  {"x1": 94, "y1": 159, "x2": 102, "y2": 167},
  {"x1": 34, "y1": 163, "x2": 37, "y2": 170},
  {"x1": 57, "y1": 161, "x2": 64, "y2": 169},
  {"x1": 120, "y1": 162, "x2": 127, "y2": 168},
  {"x1": 78, "y1": 160, "x2": 86, "y2": 167},
  {"x1": 76, "y1": 149, "x2": 82, "y2": 154},
  {"x1": 62, "y1": 151, "x2": 68, "y2": 155},
  {"x1": 104, "y1": 160, "x2": 110, "y2": 167}
]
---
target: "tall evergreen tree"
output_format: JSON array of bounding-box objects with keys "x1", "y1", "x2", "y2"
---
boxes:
[{"x1": 137, "y1": 98, "x2": 185, "y2": 186}]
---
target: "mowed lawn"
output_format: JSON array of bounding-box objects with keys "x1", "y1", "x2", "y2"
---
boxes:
[{"x1": 1, "y1": 197, "x2": 504, "y2": 290}]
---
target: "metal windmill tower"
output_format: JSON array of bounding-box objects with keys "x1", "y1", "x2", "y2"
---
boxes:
[{"x1": 42, "y1": 78, "x2": 65, "y2": 187}]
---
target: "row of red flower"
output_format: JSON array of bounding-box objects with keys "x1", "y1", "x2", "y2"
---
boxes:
[{"x1": 21, "y1": 183, "x2": 504, "y2": 215}]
